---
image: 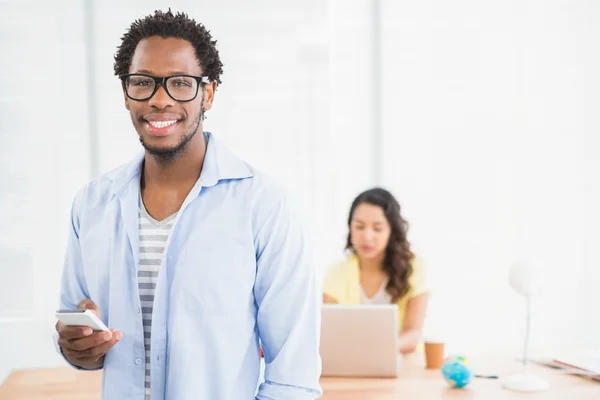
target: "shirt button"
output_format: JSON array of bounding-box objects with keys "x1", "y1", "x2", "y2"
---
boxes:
[
  {"x1": 137, "y1": 306, "x2": 141, "y2": 314},
  {"x1": 135, "y1": 358, "x2": 142, "y2": 365}
]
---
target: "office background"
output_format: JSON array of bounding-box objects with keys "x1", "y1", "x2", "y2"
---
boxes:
[{"x1": 1, "y1": 0, "x2": 598, "y2": 383}]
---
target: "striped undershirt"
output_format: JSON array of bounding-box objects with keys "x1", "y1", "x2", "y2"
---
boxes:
[{"x1": 138, "y1": 201, "x2": 176, "y2": 400}]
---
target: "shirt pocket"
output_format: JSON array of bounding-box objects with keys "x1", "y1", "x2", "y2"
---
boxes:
[{"x1": 173, "y1": 240, "x2": 256, "y2": 316}]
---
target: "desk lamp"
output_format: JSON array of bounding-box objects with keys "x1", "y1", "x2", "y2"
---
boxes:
[{"x1": 503, "y1": 260, "x2": 549, "y2": 392}]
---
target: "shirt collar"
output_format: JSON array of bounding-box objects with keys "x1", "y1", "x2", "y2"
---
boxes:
[{"x1": 109, "y1": 131, "x2": 254, "y2": 195}]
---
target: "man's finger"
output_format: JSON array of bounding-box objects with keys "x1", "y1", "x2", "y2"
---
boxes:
[
  {"x1": 68, "y1": 330, "x2": 113, "y2": 352},
  {"x1": 87, "y1": 332, "x2": 122, "y2": 357},
  {"x1": 57, "y1": 322, "x2": 93, "y2": 339},
  {"x1": 78, "y1": 299, "x2": 100, "y2": 317},
  {"x1": 76, "y1": 355, "x2": 105, "y2": 363},
  {"x1": 63, "y1": 330, "x2": 122, "y2": 359}
]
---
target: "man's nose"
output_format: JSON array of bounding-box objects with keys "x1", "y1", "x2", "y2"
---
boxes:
[{"x1": 148, "y1": 84, "x2": 175, "y2": 109}]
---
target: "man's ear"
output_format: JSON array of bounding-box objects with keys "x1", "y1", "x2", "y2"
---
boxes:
[
  {"x1": 202, "y1": 81, "x2": 217, "y2": 111},
  {"x1": 121, "y1": 82, "x2": 130, "y2": 111}
]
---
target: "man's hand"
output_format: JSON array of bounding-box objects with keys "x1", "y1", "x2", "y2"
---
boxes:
[{"x1": 56, "y1": 299, "x2": 122, "y2": 370}]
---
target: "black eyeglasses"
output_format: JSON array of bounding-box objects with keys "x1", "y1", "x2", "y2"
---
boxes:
[{"x1": 119, "y1": 73, "x2": 210, "y2": 102}]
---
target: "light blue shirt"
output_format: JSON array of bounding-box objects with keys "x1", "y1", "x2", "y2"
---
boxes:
[{"x1": 55, "y1": 132, "x2": 323, "y2": 399}]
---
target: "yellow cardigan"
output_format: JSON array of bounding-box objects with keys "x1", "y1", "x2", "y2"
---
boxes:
[{"x1": 323, "y1": 253, "x2": 429, "y2": 330}]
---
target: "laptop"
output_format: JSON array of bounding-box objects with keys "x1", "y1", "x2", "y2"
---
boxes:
[{"x1": 320, "y1": 304, "x2": 401, "y2": 378}]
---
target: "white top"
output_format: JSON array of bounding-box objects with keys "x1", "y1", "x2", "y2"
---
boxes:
[{"x1": 360, "y1": 279, "x2": 392, "y2": 305}]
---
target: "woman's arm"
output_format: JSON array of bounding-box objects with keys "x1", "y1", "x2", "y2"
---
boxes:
[
  {"x1": 398, "y1": 292, "x2": 429, "y2": 354},
  {"x1": 323, "y1": 293, "x2": 338, "y2": 304}
]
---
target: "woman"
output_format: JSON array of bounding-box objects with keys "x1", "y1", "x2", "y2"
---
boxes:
[{"x1": 323, "y1": 188, "x2": 429, "y2": 354}]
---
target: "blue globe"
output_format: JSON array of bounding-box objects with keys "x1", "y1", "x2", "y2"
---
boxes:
[{"x1": 441, "y1": 355, "x2": 473, "y2": 388}]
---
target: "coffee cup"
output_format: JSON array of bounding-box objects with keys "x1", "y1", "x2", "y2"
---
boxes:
[{"x1": 424, "y1": 337, "x2": 445, "y2": 369}]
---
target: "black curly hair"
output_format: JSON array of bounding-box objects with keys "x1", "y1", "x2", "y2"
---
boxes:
[
  {"x1": 113, "y1": 9, "x2": 223, "y2": 86},
  {"x1": 346, "y1": 187, "x2": 415, "y2": 303}
]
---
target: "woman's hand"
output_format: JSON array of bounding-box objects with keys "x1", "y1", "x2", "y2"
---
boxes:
[{"x1": 322, "y1": 293, "x2": 339, "y2": 304}]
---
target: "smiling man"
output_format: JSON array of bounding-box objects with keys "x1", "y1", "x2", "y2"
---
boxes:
[{"x1": 54, "y1": 9, "x2": 322, "y2": 400}]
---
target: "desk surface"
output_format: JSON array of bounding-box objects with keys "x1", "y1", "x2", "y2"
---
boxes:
[
  {"x1": 321, "y1": 353, "x2": 599, "y2": 399},
  {"x1": 0, "y1": 354, "x2": 598, "y2": 399}
]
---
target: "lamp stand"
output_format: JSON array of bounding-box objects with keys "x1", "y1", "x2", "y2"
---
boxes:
[{"x1": 503, "y1": 296, "x2": 549, "y2": 392}]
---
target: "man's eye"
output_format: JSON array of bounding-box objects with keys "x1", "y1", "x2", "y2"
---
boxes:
[
  {"x1": 131, "y1": 80, "x2": 152, "y2": 87},
  {"x1": 171, "y1": 79, "x2": 193, "y2": 87}
]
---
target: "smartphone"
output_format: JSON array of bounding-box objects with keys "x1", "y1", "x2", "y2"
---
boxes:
[{"x1": 55, "y1": 309, "x2": 109, "y2": 331}]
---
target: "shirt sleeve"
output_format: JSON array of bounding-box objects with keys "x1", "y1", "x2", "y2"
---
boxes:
[
  {"x1": 54, "y1": 186, "x2": 101, "y2": 371},
  {"x1": 252, "y1": 187, "x2": 323, "y2": 400},
  {"x1": 322, "y1": 263, "x2": 342, "y2": 301},
  {"x1": 407, "y1": 255, "x2": 429, "y2": 299}
]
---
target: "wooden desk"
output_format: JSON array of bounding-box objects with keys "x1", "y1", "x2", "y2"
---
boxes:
[
  {"x1": 0, "y1": 354, "x2": 598, "y2": 399},
  {"x1": 321, "y1": 353, "x2": 599, "y2": 399}
]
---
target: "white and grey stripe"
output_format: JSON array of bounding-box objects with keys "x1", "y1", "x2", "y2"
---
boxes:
[{"x1": 138, "y1": 202, "x2": 176, "y2": 400}]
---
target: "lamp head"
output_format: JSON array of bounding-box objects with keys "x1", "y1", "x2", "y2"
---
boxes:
[{"x1": 509, "y1": 260, "x2": 543, "y2": 296}]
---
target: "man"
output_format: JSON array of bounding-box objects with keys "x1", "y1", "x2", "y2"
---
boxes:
[{"x1": 54, "y1": 9, "x2": 322, "y2": 400}]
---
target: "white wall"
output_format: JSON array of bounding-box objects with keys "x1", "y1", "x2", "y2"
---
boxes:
[
  {"x1": 380, "y1": 0, "x2": 600, "y2": 353},
  {"x1": 0, "y1": 0, "x2": 92, "y2": 380},
  {"x1": 89, "y1": 0, "x2": 377, "y2": 269},
  {"x1": 326, "y1": 0, "x2": 380, "y2": 253},
  {"x1": 0, "y1": 0, "x2": 377, "y2": 379},
  {"x1": 2, "y1": 0, "x2": 598, "y2": 384}
]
